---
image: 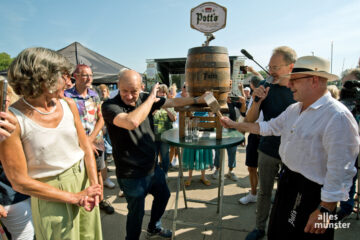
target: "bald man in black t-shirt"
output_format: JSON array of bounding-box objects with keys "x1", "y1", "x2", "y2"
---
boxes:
[{"x1": 102, "y1": 70, "x2": 209, "y2": 240}]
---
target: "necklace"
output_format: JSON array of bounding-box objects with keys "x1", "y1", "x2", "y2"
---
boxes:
[{"x1": 22, "y1": 98, "x2": 57, "y2": 115}]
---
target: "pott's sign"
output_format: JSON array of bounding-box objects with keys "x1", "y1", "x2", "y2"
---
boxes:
[{"x1": 190, "y1": 2, "x2": 227, "y2": 33}]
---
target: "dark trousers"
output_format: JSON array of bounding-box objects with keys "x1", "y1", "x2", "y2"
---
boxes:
[
  {"x1": 268, "y1": 165, "x2": 334, "y2": 240},
  {"x1": 118, "y1": 165, "x2": 171, "y2": 240},
  {"x1": 155, "y1": 141, "x2": 170, "y2": 174}
]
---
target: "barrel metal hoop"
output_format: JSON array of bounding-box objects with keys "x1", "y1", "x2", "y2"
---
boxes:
[
  {"x1": 188, "y1": 46, "x2": 228, "y2": 55},
  {"x1": 187, "y1": 86, "x2": 231, "y2": 92},
  {"x1": 186, "y1": 62, "x2": 230, "y2": 68}
]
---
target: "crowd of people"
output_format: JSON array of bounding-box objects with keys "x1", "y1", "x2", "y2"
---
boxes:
[{"x1": 0, "y1": 45, "x2": 359, "y2": 240}]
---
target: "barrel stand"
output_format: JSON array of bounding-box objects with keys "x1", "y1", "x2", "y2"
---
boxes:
[
  {"x1": 172, "y1": 106, "x2": 229, "y2": 239},
  {"x1": 175, "y1": 105, "x2": 228, "y2": 140}
]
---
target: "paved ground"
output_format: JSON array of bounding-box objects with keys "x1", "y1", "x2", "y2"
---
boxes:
[{"x1": 101, "y1": 145, "x2": 359, "y2": 239}]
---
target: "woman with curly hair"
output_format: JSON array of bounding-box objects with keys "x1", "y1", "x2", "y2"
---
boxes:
[{"x1": 0, "y1": 47, "x2": 103, "y2": 240}]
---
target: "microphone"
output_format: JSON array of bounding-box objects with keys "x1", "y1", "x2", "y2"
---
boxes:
[
  {"x1": 241, "y1": 49, "x2": 271, "y2": 102},
  {"x1": 240, "y1": 49, "x2": 270, "y2": 76},
  {"x1": 253, "y1": 76, "x2": 273, "y2": 102},
  {"x1": 240, "y1": 49, "x2": 253, "y2": 60}
]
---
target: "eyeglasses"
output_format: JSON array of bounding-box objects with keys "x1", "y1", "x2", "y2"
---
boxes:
[
  {"x1": 266, "y1": 65, "x2": 288, "y2": 71},
  {"x1": 79, "y1": 74, "x2": 93, "y2": 78}
]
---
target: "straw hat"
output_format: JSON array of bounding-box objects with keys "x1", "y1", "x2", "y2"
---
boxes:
[{"x1": 290, "y1": 56, "x2": 338, "y2": 81}]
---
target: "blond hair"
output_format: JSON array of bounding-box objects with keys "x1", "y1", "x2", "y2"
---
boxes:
[
  {"x1": 7, "y1": 47, "x2": 73, "y2": 98},
  {"x1": 98, "y1": 84, "x2": 109, "y2": 92},
  {"x1": 169, "y1": 83, "x2": 177, "y2": 93},
  {"x1": 158, "y1": 84, "x2": 169, "y2": 94},
  {"x1": 327, "y1": 85, "x2": 339, "y2": 99}
]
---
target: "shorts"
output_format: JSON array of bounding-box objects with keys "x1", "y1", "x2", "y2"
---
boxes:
[
  {"x1": 95, "y1": 150, "x2": 106, "y2": 171},
  {"x1": 245, "y1": 133, "x2": 260, "y2": 167}
]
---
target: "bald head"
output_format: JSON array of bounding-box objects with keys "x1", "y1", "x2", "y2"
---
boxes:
[
  {"x1": 117, "y1": 69, "x2": 143, "y2": 106},
  {"x1": 118, "y1": 69, "x2": 142, "y2": 85}
]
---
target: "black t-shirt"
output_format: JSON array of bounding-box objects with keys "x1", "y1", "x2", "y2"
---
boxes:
[
  {"x1": 102, "y1": 93, "x2": 166, "y2": 178},
  {"x1": 227, "y1": 101, "x2": 246, "y2": 121},
  {"x1": 259, "y1": 81, "x2": 296, "y2": 159}
]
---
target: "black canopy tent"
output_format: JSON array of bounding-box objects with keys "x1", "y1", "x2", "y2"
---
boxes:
[{"x1": 57, "y1": 42, "x2": 129, "y2": 84}]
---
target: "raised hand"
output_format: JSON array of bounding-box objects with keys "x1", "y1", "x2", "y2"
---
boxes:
[
  {"x1": 150, "y1": 82, "x2": 160, "y2": 102},
  {"x1": 239, "y1": 96, "x2": 246, "y2": 105},
  {"x1": 252, "y1": 86, "x2": 270, "y2": 103}
]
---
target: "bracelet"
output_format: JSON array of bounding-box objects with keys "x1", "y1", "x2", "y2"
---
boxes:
[{"x1": 193, "y1": 97, "x2": 199, "y2": 104}]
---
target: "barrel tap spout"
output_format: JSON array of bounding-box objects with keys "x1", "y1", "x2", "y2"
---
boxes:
[{"x1": 202, "y1": 33, "x2": 215, "y2": 46}]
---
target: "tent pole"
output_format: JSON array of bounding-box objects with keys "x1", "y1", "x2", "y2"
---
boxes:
[{"x1": 75, "y1": 42, "x2": 79, "y2": 65}]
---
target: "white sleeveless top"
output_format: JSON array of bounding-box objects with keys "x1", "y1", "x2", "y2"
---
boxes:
[{"x1": 9, "y1": 99, "x2": 85, "y2": 178}]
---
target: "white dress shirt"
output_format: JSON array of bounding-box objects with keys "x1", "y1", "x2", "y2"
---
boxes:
[{"x1": 259, "y1": 92, "x2": 359, "y2": 202}]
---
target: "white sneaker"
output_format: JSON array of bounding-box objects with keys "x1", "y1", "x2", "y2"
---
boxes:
[
  {"x1": 104, "y1": 178, "x2": 115, "y2": 189},
  {"x1": 226, "y1": 172, "x2": 238, "y2": 181},
  {"x1": 118, "y1": 189, "x2": 124, "y2": 197},
  {"x1": 211, "y1": 169, "x2": 219, "y2": 179},
  {"x1": 239, "y1": 192, "x2": 257, "y2": 205}
]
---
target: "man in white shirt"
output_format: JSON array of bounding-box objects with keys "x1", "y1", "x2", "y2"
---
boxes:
[{"x1": 220, "y1": 56, "x2": 359, "y2": 240}]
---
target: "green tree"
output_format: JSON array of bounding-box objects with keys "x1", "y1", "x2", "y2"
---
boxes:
[
  {"x1": 258, "y1": 70, "x2": 268, "y2": 79},
  {"x1": 0, "y1": 52, "x2": 13, "y2": 71}
]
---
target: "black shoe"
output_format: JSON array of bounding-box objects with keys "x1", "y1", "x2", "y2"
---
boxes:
[
  {"x1": 99, "y1": 200, "x2": 115, "y2": 214},
  {"x1": 245, "y1": 229, "x2": 265, "y2": 240},
  {"x1": 147, "y1": 227, "x2": 172, "y2": 239}
]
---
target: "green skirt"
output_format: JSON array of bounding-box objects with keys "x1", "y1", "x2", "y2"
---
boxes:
[
  {"x1": 31, "y1": 160, "x2": 103, "y2": 240},
  {"x1": 182, "y1": 148, "x2": 213, "y2": 170}
]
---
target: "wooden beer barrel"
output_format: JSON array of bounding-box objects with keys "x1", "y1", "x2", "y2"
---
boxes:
[{"x1": 185, "y1": 46, "x2": 230, "y2": 106}]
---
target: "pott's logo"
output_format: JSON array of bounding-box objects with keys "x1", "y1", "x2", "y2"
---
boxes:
[
  {"x1": 196, "y1": 7, "x2": 218, "y2": 24},
  {"x1": 191, "y1": 2, "x2": 227, "y2": 33}
]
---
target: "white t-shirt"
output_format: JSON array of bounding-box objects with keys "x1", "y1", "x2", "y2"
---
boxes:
[{"x1": 10, "y1": 99, "x2": 84, "y2": 178}]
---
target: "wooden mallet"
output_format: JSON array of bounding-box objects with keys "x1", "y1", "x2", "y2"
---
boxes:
[{"x1": 204, "y1": 93, "x2": 223, "y2": 117}]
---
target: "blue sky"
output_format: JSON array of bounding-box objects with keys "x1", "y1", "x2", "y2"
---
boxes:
[{"x1": 1, "y1": 0, "x2": 360, "y2": 76}]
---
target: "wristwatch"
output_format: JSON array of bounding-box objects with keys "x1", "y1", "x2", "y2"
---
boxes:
[
  {"x1": 193, "y1": 97, "x2": 199, "y2": 104},
  {"x1": 317, "y1": 205, "x2": 331, "y2": 213}
]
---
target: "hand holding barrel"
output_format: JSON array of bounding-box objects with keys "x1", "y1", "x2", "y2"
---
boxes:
[{"x1": 196, "y1": 91, "x2": 213, "y2": 104}]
